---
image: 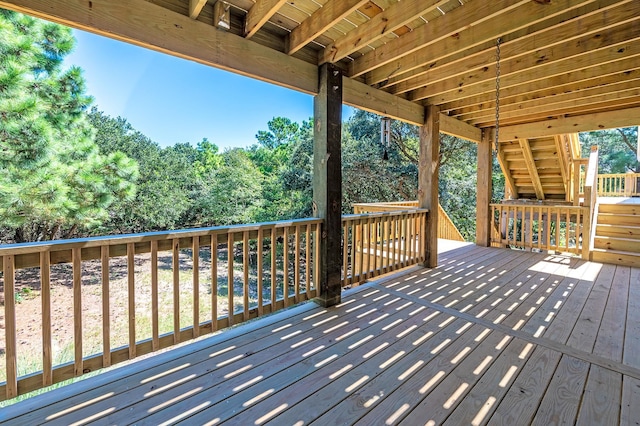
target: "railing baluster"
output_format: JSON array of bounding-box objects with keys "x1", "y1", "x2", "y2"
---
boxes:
[
  {"x1": 127, "y1": 243, "x2": 136, "y2": 359},
  {"x1": 227, "y1": 232, "x2": 234, "y2": 326},
  {"x1": 72, "y1": 248, "x2": 82, "y2": 377},
  {"x1": 40, "y1": 252, "x2": 52, "y2": 386},
  {"x1": 305, "y1": 225, "x2": 310, "y2": 298},
  {"x1": 210, "y1": 233, "x2": 218, "y2": 332},
  {"x1": 357, "y1": 219, "x2": 364, "y2": 282},
  {"x1": 102, "y1": 245, "x2": 112, "y2": 364},
  {"x1": 192, "y1": 237, "x2": 200, "y2": 338},
  {"x1": 295, "y1": 225, "x2": 301, "y2": 303},
  {"x1": 342, "y1": 219, "x2": 349, "y2": 286},
  {"x1": 150, "y1": 240, "x2": 159, "y2": 348},
  {"x1": 283, "y1": 226, "x2": 290, "y2": 306},
  {"x1": 172, "y1": 239, "x2": 180, "y2": 343},
  {"x1": 271, "y1": 227, "x2": 277, "y2": 308},
  {"x1": 365, "y1": 217, "x2": 372, "y2": 278},
  {"x1": 314, "y1": 223, "x2": 321, "y2": 295},
  {"x1": 243, "y1": 231, "x2": 249, "y2": 321},
  {"x1": 257, "y1": 228, "x2": 264, "y2": 315},
  {"x1": 4, "y1": 255, "x2": 17, "y2": 399}
]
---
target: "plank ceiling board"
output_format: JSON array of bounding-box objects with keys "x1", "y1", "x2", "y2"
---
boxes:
[{"x1": 0, "y1": 0, "x2": 637, "y2": 141}]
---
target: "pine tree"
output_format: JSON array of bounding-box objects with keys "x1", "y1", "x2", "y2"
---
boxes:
[{"x1": 0, "y1": 10, "x2": 138, "y2": 242}]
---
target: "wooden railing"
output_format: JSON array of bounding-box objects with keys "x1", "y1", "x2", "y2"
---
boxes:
[
  {"x1": 0, "y1": 218, "x2": 321, "y2": 400},
  {"x1": 341, "y1": 209, "x2": 428, "y2": 287},
  {"x1": 596, "y1": 173, "x2": 640, "y2": 197},
  {"x1": 353, "y1": 201, "x2": 465, "y2": 242},
  {"x1": 490, "y1": 203, "x2": 588, "y2": 255}
]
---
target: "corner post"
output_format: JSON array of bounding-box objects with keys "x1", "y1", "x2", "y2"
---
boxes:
[
  {"x1": 418, "y1": 105, "x2": 440, "y2": 268},
  {"x1": 313, "y1": 63, "x2": 342, "y2": 307},
  {"x1": 476, "y1": 129, "x2": 493, "y2": 246}
]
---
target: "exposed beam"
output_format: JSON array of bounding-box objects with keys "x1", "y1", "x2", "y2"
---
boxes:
[
  {"x1": 189, "y1": 0, "x2": 208, "y2": 19},
  {"x1": 0, "y1": 0, "x2": 429, "y2": 126},
  {"x1": 451, "y1": 73, "x2": 640, "y2": 122},
  {"x1": 244, "y1": 0, "x2": 288, "y2": 39},
  {"x1": 320, "y1": 0, "x2": 448, "y2": 65},
  {"x1": 439, "y1": 114, "x2": 482, "y2": 143},
  {"x1": 350, "y1": 0, "x2": 530, "y2": 78},
  {"x1": 440, "y1": 58, "x2": 640, "y2": 113},
  {"x1": 500, "y1": 106, "x2": 640, "y2": 140},
  {"x1": 519, "y1": 139, "x2": 545, "y2": 199},
  {"x1": 414, "y1": 18, "x2": 640, "y2": 103},
  {"x1": 342, "y1": 77, "x2": 424, "y2": 126},
  {"x1": 386, "y1": 0, "x2": 636, "y2": 94},
  {"x1": 287, "y1": 0, "x2": 368, "y2": 56},
  {"x1": 554, "y1": 135, "x2": 570, "y2": 199},
  {"x1": 364, "y1": 0, "x2": 606, "y2": 86}
]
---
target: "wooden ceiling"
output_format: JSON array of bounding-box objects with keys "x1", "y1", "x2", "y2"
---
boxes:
[{"x1": 1, "y1": 0, "x2": 639, "y2": 141}]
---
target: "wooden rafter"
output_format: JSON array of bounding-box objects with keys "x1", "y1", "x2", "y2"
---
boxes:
[
  {"x1": 500, "y1": 106, "x2": 640, "y2": 140},
  {"x1": 287, "y1": 0, "x2": 369, "y2": 56},
  {"x1": 244, "y1": 0, "x2": 288, "y2": 38},
  {"x1": 413, "y1": 15, "x2": 640, "y2": 103},
  {"x1": 350, "y1": 0, "x2": 530, "y2": 78},
  {"x1": 519, "y1": 139, "x2": 545, "y2": 199},
  {"x1": 361, "y1": 0, "x2": 601, "y2": 85},
  {"x1": 188, "y1": 0, "x2": 208, "y2": 19},
  {"x1": 386, "y1": 0, "x2": 636, "y2": 94},
  {"x1": 320, "y1": 0, "x2": 449, "y2": 65}
]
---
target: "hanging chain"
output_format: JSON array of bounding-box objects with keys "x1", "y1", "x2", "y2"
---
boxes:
[{"x1": 494, "y1": 37, "x2": 502, "y2": 154}]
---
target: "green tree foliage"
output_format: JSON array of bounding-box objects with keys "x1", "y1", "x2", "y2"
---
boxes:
[
  {"x1": 0, "y1": 10, "x2": 137, "y2": 242},
  {"x1": 580, "y1": 127, "x2": 639, "y2": 173}
]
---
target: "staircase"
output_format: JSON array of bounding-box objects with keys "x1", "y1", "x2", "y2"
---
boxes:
[
  {"x1": 591, "y1": 202, "x2": 640, "y2": 267},
  {"x1": 498, "y1": 134, "x2": 577, "y2": 201}
]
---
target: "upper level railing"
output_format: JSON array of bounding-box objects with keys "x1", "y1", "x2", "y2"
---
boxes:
[
  {"x1": 596, "y1": 173, "x2": 640, "y2": 197},
  {"x1": 353, "y1": 201, "x2": 465, "y2": 242}
]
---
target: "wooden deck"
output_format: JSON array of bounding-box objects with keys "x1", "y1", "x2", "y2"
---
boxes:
[{"x1": 2, "y1": 242, "x2": 639, "y2": 425}]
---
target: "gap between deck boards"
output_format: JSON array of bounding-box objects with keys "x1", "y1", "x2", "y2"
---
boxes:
[{"x1": 366, "y1": 277, "x2": 640, "y2": 381}]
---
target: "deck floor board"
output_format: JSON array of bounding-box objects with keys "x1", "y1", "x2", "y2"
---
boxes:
[{"x1": 2, "y1": 243, "x2": 640, "y2": 425}]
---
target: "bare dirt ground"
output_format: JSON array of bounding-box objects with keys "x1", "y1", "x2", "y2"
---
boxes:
[{"x1": 0, "y1": 246, "x2": 307, "y2": 381}]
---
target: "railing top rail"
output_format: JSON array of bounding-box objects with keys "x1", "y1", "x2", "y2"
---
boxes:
[
  {"x1": 343, "y1": 209, "x2": 429, "y2": 221},
  {"x1": 0, "y1": 217, "x2": 323, "y2": 255}
]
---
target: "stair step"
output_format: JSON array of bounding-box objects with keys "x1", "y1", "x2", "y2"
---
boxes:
[
  {"x1": 593, "y1": 236, "x2": 640, "y2": 253},
  {"x1": 596, "y1": 213, "x2": 640, "y2": 226},
  {"x1": 598, "y1": 203, "x2": 640, "y2": 215},
  {"x1": 591, "y1": 248, "x2": 640, "y2": 268},
  {"x1": 596, "y1": 224, "x2": 640, "y2": 239}
]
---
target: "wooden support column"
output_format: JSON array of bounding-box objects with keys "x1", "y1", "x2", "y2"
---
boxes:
[
  {"x1": 418, "y1": 105, "x2": 440, "y2": 268},
  {"x1": 313, "y1": 63, "x2": 342, "y2": 307},
  {"x1": 476, "y1": 129, "x2": 493, "y2": 246}
]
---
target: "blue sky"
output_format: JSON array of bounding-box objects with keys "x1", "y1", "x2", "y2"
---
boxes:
[{"x1": 65, "y1": 29, "x2": 352, "y2": 149}]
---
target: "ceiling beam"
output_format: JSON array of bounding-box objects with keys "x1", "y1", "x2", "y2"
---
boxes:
[
  {"x1": 413, "y1": 18, "x2": 640, "y2": 103},
  {"x1": 440, "y1": 58, "x2": 640, "y2": 113},
  {"x1": 499, "y1": 106, "x2": 640, "y2": 140},
  {"x1": 363, "y1": 0, "x2": 609, "y2": 86},
  {"x1": 244, "y1": 0, "x2": 288, "y2": 38},
  {"x1": 319, "y1": 0, "x2": 448, "y2": 65},
  {"x1": 386, "y1": 0, "x2": 636, "y2": 95},
  {"x1": 287, "y1": 0, "x2": 369, "y2": 56},
  {"x1": 439, "y1": 114, "x2": 482, "y2": 143},
  {"x1": 350, "y1": 0, "x2": 530, "y2": 79},
  {"x1": 189, "y1": 0, "x2": 208, "y2": 19},
  {"x1": 519, "y1": 139, "x2": 545, "y2": 199},
  {"x1": 450, "y1": 72, "x2": 640, "y2": 121}
]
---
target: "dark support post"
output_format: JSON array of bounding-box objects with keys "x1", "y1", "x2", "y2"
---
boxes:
[
  {"x1": 476, "y1": 130, "x2": 493, "y2": 246},
  {"x1": 313, "y1": 63, "x2": 342, "y2": 307},
  {"x1": 418, "y1": 105, "x2": 440, "y2": 268}
]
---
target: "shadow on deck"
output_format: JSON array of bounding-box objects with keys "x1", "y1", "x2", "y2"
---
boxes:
[{"x1": 2, "y1": 241, "x2": 639, "y2": 425}]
